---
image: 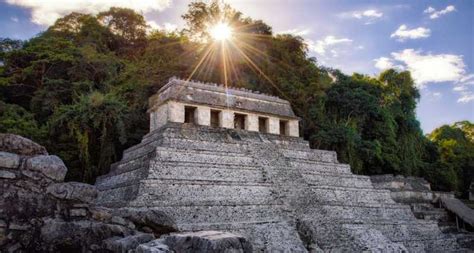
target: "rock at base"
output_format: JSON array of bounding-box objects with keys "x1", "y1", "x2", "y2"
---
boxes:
[
  {"x1": 104, "y1": 233, "x2": 155, "y2": 253},
  {"x1": 115, "y1": 209, "x2": 177, "y2": 236},
  {"x1": 161, "y1": 231, "x2": 252, "y2": 253},
  {"x1": 0, "y1": 152, "x2": 20, "y2": 169},
  {"x1": 0, "y1": 134, "x2": 48, "y2": 156},
  {"x1": 47, "y1": 182, "x2": 98, "y2": 203},
  {"x1": 136, "y1": 240, "x2": 171, "y2": 253},
  {"x1": 25, "y1": 155, "x2": 67, "y2": 181}
]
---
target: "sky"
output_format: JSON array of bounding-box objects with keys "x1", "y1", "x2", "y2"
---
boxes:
[{"x1": 0, "y1": 0, "x2": 473, "y2": 133}]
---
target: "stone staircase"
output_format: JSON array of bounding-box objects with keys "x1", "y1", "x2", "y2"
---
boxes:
[{"x1": 95, "y1": 123, "x2": 472, "y2": 252}]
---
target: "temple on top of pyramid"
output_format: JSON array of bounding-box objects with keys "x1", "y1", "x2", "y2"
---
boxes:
[{"x1": 147, "y1": 77, "x2": 300, "y2": 137}]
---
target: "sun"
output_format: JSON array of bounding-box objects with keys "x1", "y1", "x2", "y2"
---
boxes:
[{"x1": 209, "y1": 22, "x2": 233, "y2": 42}]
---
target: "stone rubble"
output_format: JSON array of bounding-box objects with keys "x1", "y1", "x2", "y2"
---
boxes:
[
  {"x1": 0, "y1": 134, "x2": 251, "y2": 252},
  {"x1": 96, "y1": 123, "x2": 474, "y2": 252}
]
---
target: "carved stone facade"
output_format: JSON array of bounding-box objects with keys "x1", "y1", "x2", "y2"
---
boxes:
[{"x1": 148, "y1": 78, "x2": 299, "y2": 137}]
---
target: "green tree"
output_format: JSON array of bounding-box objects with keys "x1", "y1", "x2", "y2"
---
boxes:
[
  {"x1": 427, "y1": 122, "x2": 474, "y2": 196},
  {"x1": 49, "y1": 92, "x2": 128, "y2": 182}
]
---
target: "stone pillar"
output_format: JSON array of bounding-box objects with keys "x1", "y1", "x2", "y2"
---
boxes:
[
  {"x1": 196, "y1": 106, "x2": 211, "y2": 126},
  {"x1": 268, "y1": 117, "x2": 280, "y2": 135},
  {"x1": 220, "y1": 110, "x2": 234, "y2": 129},
  {"x1": 288, "y1": 120, "x2": 299, "y2": 137},
  {"x1": 168, "y1": 101, "x2": 184, "y2": 123},
  {"x1": 246, "y1": 114, "x2": 259, "y2": 132}
]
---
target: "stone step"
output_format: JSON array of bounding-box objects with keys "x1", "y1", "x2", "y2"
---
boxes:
[
  {"x1": 122, "y1": 139, "x2": 161, "y2": 160},
  {"x1": 147, "y1": 163, "x2": 266, "y2": 183},
  {"x1": 154, "y1": 147, "x2": 255, "y2": 166},
  {"x1": 132, "y1": 179, "x2": 279, "y2": 206},
  {"x1": 309, "y1": 185, "x2": 396, "y2": 204},
  {"x1": 411, "y1": 202, "x2": 438, "y2": 212},
  {"x1": 291, "y1": 160, "x2": 352, "y2": 174},
  {"x1": 95, "y1": 168, "x2": 147, "y2": 190},
  {"x1": 304, "y1": 173, "x2": 373, "y2": 188},
  {"x1": 307, "y1": 203, "x2": 416, "y2": 222},
  {"x1": 156, "y1": 161, "x2": 260, "y2": 170},
  {"x1": 158, "y1": 137, "x2": 252, "y2": 153},
  {"x1": 280, "y1": 148, "x2": 338, "y2": 163},
  {"x1": 108, "y1": 152, "x2": 154, "y2": 175},
  {"x1": 150, "y1": 204, "x2": 288, "y2": 225},
  {"x1": 397, "y1": 237, "x2": 463, "y2": 252},
  {"x1": 96, "y1": 183, "x2": 138, "y2": 206},
  {"x1": 413, "y1": 209, "x2": 450, "y2": 221},
  {"x1": 337, "y1": 220, "x2": 449, "y2": 242},
  {"x1": 298, "y1": 220, "x2": 408, "y2": 252}
]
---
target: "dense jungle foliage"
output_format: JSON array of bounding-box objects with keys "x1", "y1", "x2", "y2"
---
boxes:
[{"x1": 0, "y1": 2, "x2": 472, "y2": 197}]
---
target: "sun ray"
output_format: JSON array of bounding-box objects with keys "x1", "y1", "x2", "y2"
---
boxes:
[{"x1": 228, "y1": 40, "x2": 291, "y2": 102}]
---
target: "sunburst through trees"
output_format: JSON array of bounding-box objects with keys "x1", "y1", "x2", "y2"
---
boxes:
[{"x1": 181, "y1": 1, "x2": 288, "y2": 97}]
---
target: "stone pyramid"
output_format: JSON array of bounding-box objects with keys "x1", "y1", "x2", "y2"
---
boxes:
[{"x1": 95, "y1": 123, "x2": 468, "y2": 252}]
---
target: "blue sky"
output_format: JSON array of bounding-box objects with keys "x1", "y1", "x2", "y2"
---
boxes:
[{"x1": 1, "y1": 0, "x2": 473, "y2": 133}]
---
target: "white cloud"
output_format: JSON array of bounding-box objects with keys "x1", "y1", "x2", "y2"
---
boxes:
[
  {"x1": 307, "y1": 35, "x2": 352, "y2": 55},
  {"x1": 353, "y1": 9, "x2": 383, "y2": 19},
  {"x1": 277, "y1": 28, "x2": 311, "y2": 37},
  {"x1": 10, "y1": 16, "x2": 19, "y2": 22},
  {"x1": 391, "y1": 49, "x2": 466, "y2": 86},
  {"x1": 5, "y1": 0, "x2": 172, "y2": 26},
  {"x1": 424, "y1": 6, "x2": 436, "y2": 14},
  {"x1": 453, "y1": 86, "x2": 467, "y2": 92},
  {"x1": 458, "y1": 93, "x2": 474, "y2": 103},
  {"x1": 374, "y1": 57, "x2": 394, "y2": 70},
  {"x1": 459, "y1": 74, "x2": 474, "y2": 84},
  {"x1": 390, "y1": 25, "x2": 431, "y2": 41},
  {"x1": 338, "y1": 9, "x2": 383, "y2": 24},
  {"x1": 375, "y1": 49, "x2": 474, "y2": 103},
  {"x1": 454, "y1": 75, "x2": 474, "y2": 103},
  {"x1": 424, "y1": 5, "x2": 456, "y2": 19}
]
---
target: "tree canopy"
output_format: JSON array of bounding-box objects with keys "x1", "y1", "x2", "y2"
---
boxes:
[{"x1": 0, "y1": 1, "x2": 471, "y2": 196}]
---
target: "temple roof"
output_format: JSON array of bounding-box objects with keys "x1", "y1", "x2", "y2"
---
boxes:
[{"x1": 148, "y1": 77, "x2": 298, "y2": 119}]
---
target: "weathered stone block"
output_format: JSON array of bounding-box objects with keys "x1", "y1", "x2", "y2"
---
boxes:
[
  {"x1": 160, "y1": 231, "x2": 252, "y2": 253},
  {"x1": 115, "y1": 209, "x2": 177, "y2": 236},
  {"x1": 0, "y1": 170, "x2": 16, "y2": 179},
  {"x1": 0, "y1": 152, "x2": 20, "y2": 169},
  {"x1": 196, "y1": 106, "x2": 211, "y2": 126},
  {"x1": 135, "y1": 239, "x2": 171, "y2": 253},
  {"x1": 268, "y1": 117, "x2": 280, "y2": 134},
  {"x1": 47, "y1": 182, "x2": 98, "y2": 203},
  {"x1": 104, "y1": 233, "x2": 155, "y2": 253},
  {"x1": 220, "y1": 110, "x2": 234, "y2": 128},
  {"x1": 0, "y1": 134, "x2": 48, "y2": 156},
  {"x1": 70, "y1": 208, "x2": 87, "y2": 217},
  {"x1": 25, "y1": 155, "x2": 67, "y2": 181}
]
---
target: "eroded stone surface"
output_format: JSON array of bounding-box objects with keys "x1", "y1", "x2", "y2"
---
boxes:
[
  {"x1": 0, "y1": 135, "x2": 187, "y2": 253},
  {"x1": 160, "y1": 231, "x2": 252, "y2": 253},
  {"x1": 25, "y1": 155, "x2": 67, "y2": 181},
  {"x1": 0, "y1": 134, "x2": 48, "y2": 156},
  {"x1": 96, "y1": 123, "x2": 473, "y2": 252},
  {"x1": 47, "y1": 182, "x2": 98, "y2": 203},
  {"x1": 0, "y1": 152, "x2": 20, "y2": 169}
]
